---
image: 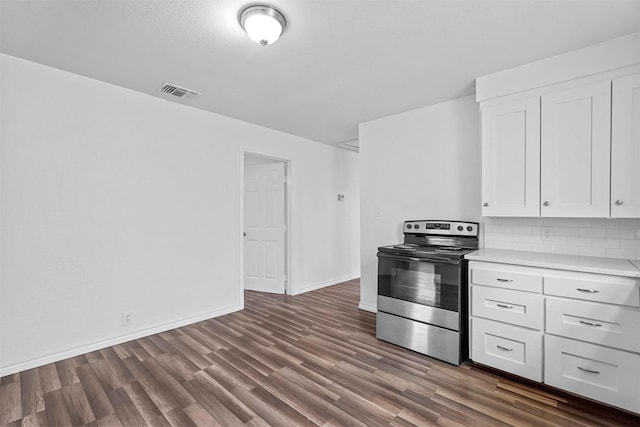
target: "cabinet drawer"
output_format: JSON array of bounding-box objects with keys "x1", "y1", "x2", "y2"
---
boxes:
[
  {"x1": 471, "y1": 317, "x2": 542, "y2": 381},
  {"x1": 471, "y1": 266, "x2": 542, "y2": 293},
  {"x1": 546, "y1": 298, "x2": 640, "y2": 353},
  {"x1": 545, "y1": 335, "x2": 640, "y2": 413},
  {"x1": 544, "y1": 273, "x2": 640, "y2": 307},
  {"x1": 472, "y1": 286, "x2": 543, "y2": 330}
]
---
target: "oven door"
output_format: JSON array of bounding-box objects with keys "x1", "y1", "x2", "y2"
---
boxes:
[{"x1": 377, "y1": 251, "x2": 462, "y2": 330}]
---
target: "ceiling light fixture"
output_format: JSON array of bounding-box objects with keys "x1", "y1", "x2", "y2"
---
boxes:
[{"x1": 239, "y1": 4, "x2": 287, "y2": 47}]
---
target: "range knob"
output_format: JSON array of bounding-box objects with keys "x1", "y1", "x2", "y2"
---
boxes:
[
  {"x1": 467, "y1": 226, "x2": 473, "y2": 232},
  {"x1": 414, "y1": 224, "x2": 420, "y2": 229},
  {"x1": 457, "y1": 226, "x2": 464, "y2": 231},
  {"x1": 407, "y1": 224, "x2": 412, "y2": 229}
]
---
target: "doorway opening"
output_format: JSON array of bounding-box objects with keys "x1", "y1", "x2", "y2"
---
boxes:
[{"x1": 242, "y1": 153, "x2": 290, "y2": 295}]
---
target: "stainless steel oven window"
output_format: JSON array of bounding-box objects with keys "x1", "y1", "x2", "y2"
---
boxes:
[
  {"x1": 391, "y1": 267, "x2": 441, "y2": 306},
  {"x1": 377, "y1": 254, "x2": 461, "y2": 312}
]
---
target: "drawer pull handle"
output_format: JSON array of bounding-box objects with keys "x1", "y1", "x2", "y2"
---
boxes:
[
  {"x1": 496, "y1": 345, "x2": 513, "y2": 352},
  {"x1": 496, "y1": 278, "x2": 513, "y2": 282},
  {"x1": 576, "y1": 288, "x2": 599, "y2": 294},
  {"x1": 577, "y1": 366, "x2": 600, "y2": 375},
  {"x1": 579, "y1": 320, "x2": 602, "y2": 327},
  {"x1": 496, "y1": 303, "x2": 514, "y2": 309}
]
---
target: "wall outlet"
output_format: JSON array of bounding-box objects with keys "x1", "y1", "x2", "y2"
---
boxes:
[
  {"x1": 541, "y1": 226, "x2": 554, "y2": 242},
  {"x1": 122, "y1": 311, "x2": 133, "y2": 326},
  {"x1": 374, "y1": 206, "x2": 381, "y2": 217}
]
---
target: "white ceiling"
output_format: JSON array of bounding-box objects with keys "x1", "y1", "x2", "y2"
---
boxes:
[{"x1": 2, "y1": 1, "x2": 640, "y2": 146}]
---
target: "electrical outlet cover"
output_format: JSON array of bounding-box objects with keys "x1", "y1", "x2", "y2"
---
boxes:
[
  {"x1": 541, "y1": 226, "x2": 554, "y2": 242},
  {"x1": 122, "y1": 311, "x2": 133, "y2": 326}
]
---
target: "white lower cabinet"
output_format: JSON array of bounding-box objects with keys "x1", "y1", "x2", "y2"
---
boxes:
[
  {"x1": 471, "y1": 266, "x2": 542, "y2": 292},
  {"x1": 546, "y1": 297, "x2": 640, "y2": 353},
  {"x1": 469, "y1": 260, "x2": 640, "y2": 414},
  {"x1": 545, "y1": 335, "x2": 640, "y2": 413},
  {"x1": 472, "y1": 285, "x2": 543, "y2": 330},
  {"x1": 471, "y1": 317, "x2": 542, "y2": 381},
  {"x1": 469, "y1": 262, "x2": 544, "y2": 382},
  {"x1": 544, "y1": 272, "x2": 640, "y2": 307}
]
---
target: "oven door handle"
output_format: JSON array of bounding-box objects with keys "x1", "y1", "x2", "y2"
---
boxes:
[{"x1": 377, "y1": 252, "x2": 461, "y2": 265}]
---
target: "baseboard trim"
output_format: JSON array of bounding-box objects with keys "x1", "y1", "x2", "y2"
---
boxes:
[
  {"x1": 0, "y1": 304, "x2": 242, "y2": 377},
  {"x1": 290, "y1": 274, "x2": 360, "y2": 296},
  {"x1": 358, "y1": 302, "x2": 377, "y2": 313}
]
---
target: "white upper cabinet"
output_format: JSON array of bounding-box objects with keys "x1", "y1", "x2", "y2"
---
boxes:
[
  {"x1": 482, "y1": 97, "x2": 540, "y2": 217},
  {"x1": 611, "y1": 73, "x2": 640, "y2": 218},
  {"x1": 540, "y1": 81, "x2": 612, "y2": 217},
  {"x1": 476, "y1": 33, "x2": 640, "y2": 218}
]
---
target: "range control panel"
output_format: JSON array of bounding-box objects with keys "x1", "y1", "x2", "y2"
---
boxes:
[{"x1": 403, "y1": 220, "x2": 479, "y2": 237}]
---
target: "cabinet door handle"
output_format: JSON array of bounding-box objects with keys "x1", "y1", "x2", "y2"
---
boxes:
[
  {"x1": 579, "y1": 320, "x2": 602, "y2": 327},
  {"x1": 615, "y1": 200, "x2": 624, "y2": 206},
  {"x1": 496, "y1": 278, "x2": 513, "y2": 282},
  {"x1": 576, "y1": 288, "x2": 599, "y2": 293},
  {"x1": 483, "y1": 202, "x2": 489, "y2": 207},
  {"x1": 577, "y1": 366, "x2": 600, "y2": 375},
  {"x1": 496, "y1": 345, "x2": 513, "y2": 352},
  {"x1": 496, "y1": 303, "x2": 514, "y2": 309},
  {"x1": 543, "y1": 201, "x2": 550, "y2": 206}
]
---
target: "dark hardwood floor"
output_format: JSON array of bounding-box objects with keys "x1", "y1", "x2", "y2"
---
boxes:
[{"x1": 1, "y1": 279, "x2": 639, "y2": 426}]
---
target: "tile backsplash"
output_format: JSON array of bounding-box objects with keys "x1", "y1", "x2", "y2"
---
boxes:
[{"x1": 482, "y1": 217, "x2": 640, "y2": 261}]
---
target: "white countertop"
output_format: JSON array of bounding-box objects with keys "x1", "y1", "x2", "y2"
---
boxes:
[{"x1": 465, "y1": 248, "x2": 640, "y2": 278}]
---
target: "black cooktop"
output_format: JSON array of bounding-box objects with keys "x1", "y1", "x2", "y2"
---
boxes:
[
  {"x1": 377, "y1": 220, "x2": 479, "y2": 262},
  {"x1": 377, "y1": 243, "x2": 477, "y2": 261}
]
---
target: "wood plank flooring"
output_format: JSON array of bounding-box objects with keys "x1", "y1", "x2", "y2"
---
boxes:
[{"x1": 2, "y1": 279, "x2": 639, "y2": 426}]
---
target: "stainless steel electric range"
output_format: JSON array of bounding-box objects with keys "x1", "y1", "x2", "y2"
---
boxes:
[{"x1": 376, "y1": 220, "x2": 479, "y2": 365}]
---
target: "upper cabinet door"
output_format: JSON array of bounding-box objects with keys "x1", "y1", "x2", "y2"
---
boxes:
[
  {"x1": 482, "y1": 97, "x2": 541, "y2": 217},
  {"x1": 541, "y1": 82, "x2": 611, "y2": 217},
  {"x1": 611, "y1": 73, "x2": 640, "y2": 218}
]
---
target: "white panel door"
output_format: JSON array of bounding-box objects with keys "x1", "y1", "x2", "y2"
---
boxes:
[
  {"x1": 481, "y1": 97, "x2": 540, "y2": 216},
  {"x1": 541, "y1": 81, "x2": 611, "y2": 217},
  {"x1": 611, "y1": 73, "x2": 640, "y2": 218},
  {"x1": 244, "y1": 161, "x2": 286, "y2": 293}
]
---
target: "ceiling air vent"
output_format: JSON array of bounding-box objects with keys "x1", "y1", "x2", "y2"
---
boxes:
[{"x1": 158, "y1": 82, "x2": 200, "y2": 100}]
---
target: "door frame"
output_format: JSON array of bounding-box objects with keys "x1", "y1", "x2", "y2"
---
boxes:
[{"x1": 239, "y1": 150, "x2": 292, "y2": 303}]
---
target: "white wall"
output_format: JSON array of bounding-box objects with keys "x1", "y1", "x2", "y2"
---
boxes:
[
  {"x1": 358, "y1": 95, "x2": 481, "y2": 311},
  {"x1": 0, "y1": 54, "x2": 359, "y2": 375}
]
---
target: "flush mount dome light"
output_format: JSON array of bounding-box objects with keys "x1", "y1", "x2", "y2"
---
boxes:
[{"x1": 239, "y1": 4, "x2": 286, "y2": 47}]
